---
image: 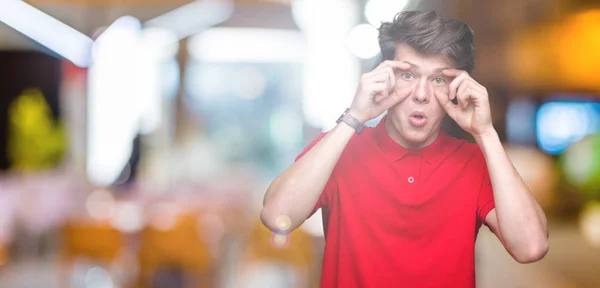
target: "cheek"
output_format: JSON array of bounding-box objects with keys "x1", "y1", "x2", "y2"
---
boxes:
[
  {"x1": 389, "y1": 97, "x2": 410, "y2": 114},
  {"x1": 437, "y1": 84, "x2": 450, "y2": 94},
  {"x1": 430, "y1": 103, "x2": 446, "y2": 120},
  {"x1": 430, "y1": 84, "x2": 450, "y2": 101},
  {"x1": 395, "y1": 76, "x2": 415, "y2": 89}
]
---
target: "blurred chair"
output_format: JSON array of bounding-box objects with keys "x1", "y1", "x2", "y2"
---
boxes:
[
  {"x1": 237, "y1": 221, "x2": 315, "y2": 288},
  {"x1": 60, "y1": 221, "x2": 124, "y2": 287},
  {"x1": 0, "y1": 243, "x2": 7, "y2": 267},
  {"x1": 137, "y1": 213, "x2": 212, "y2": 288},
  {"x1": 62, "y1": 220, "x2": 123, "y2": 263}
]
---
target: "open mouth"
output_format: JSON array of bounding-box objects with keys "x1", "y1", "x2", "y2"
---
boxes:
[
  {"x1": 409, "y1": 111, "x2": 428, "y2": 127},
  {"x1": 410, "y1": 111, "x2": 427, "y2": 119}
]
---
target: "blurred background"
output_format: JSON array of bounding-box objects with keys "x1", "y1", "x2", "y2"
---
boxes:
[{"x1": 0, "y1": 0, "x2": 599, "y2": 287}]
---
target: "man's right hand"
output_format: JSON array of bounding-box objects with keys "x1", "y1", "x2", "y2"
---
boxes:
[
  {"x1": 348, "y1": 60, "x2": 413, "y2": 123},
  {"x1": 262, "y1": 62, "x2": 413, "y2": 234}
]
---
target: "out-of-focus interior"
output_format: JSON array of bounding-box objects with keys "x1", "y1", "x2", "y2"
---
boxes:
[{"x1": 0, "y1": 0, "x2": 600, "y2": 287}]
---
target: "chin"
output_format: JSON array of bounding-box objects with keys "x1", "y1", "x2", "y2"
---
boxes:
[
  {"x1": 387, "y1": 114, "x2": 441, "y2": 148},
  {"x1": 398, "y1": 121, "x2": 441, "y2": 149},
  {"x1": 402, "y1": 128, "x2": 433, "y2": 145}
]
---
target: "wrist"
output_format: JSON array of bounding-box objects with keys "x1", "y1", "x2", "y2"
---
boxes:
[
  {"x1": 474, "y1": 127, "x2": 499, "y2": 148},
  {"x1": 338, "y1": 108, "x2": 366, "y2": 134},
  {"x1": 335, "y1": 119, "x2": 360, "y2": 135},
  {"x1": 348, "y1": 108, "x2": 368, "y2": 124}
]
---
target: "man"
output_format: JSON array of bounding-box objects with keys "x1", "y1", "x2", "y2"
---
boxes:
[{"x1": 261, "y1": 11, "x2": 548, "y2": 287}]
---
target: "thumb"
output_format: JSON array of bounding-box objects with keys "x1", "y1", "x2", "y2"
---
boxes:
[{"x1": 378, "y1": 87, "x2": 411, "y2": 110}]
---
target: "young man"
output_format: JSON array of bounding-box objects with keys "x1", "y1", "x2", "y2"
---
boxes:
[{"x1": 261, "y1": 11, "x2": 548, "y2": 287}]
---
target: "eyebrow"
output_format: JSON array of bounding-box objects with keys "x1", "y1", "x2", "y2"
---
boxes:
[{"x1": 402, "y1": 61, "x2": 450, "y2": 73}]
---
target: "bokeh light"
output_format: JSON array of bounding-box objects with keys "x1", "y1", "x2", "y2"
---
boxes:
[
  {"x1": 138, "y1": 27, "x2": 179, "y2": 62},
  {"x1": 269, "y1": 108, "x2": 303, "y2": 151},
  {"x1": 275, "y1": 215, "x2": 292, "y2": 232},
  {"x1": 84, "y1": 266, "x2": 114, "y2": 288},
  {"x1": 560, "y1": 134, "x2": 600, "y2": 199},
  {"x1": 234, "y1": 67, "x2": 267, "y2": 100},
  {"x1": 580, "y1": 201, "x2": 600, "y2": 248},
  {"x1": 506, "y1": 98, "x2": 537, "y2": 145},
  {"x1": 198, "y1": 212, "x2": 225, "y2": 245},
  {"x1": 271, "y1": 233, "x2": 290, "y2": 248},
  {"x1": 347, "y1": 24, "x2": 380, "y2": 59},
  {"x1": 536, "y1": 102, "x2": 600, "y2": 155},
  {"x1": 86, "y1": 189, "x2": 116, "y2": 220},
  {"x1": 148, "y1": 202, "x2": 180, "y2": 231},
  {"x1": 110, "y1": 202, "x2": 144, "y2": 233},
  {"x1": 364, "y1": 0, "x2": 410, "y2": 28}
]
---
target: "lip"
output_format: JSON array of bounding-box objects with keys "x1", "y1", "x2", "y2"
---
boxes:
[{"x1": 408, "y1": 111, "x2": 428, "y2": 127}]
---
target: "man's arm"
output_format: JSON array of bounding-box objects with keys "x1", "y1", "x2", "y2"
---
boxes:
[
  {"x1": 477, "y1": 130, "x2": 548, "y2": 263},
  {"x1": 435, "y1": 69, "x2": 548, "y2": 264},
  {"x1": 261, "y1": 123, "x2": 355, "y2": 232},
  {"x1": 261, "y1": 60, "x2": 412, "y2": 233}
]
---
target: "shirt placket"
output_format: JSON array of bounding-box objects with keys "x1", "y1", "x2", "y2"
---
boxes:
[{"x1": 402, "y1": 154, "x2": 422, "y2": 194}]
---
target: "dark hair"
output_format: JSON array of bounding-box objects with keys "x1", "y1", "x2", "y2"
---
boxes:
[{"x1": 378, "y1": 11, "x2": 475, "y2": 73}]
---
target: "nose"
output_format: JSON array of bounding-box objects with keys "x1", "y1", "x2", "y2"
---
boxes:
[{"x1": 412, "y1": 78, "x2": 430, "y2": 104}]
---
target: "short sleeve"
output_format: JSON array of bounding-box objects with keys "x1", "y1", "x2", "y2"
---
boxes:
[
  {"x1": 295, "y1": 132, "x2": 336, "y2": 216},
  {"x1": 477, "y1": 165, "x2": 496, "y2": 224}
]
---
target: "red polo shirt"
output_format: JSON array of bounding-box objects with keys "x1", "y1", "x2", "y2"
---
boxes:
[{"x1": 296, "y1": 115, "x2": 495, "y2": 288}]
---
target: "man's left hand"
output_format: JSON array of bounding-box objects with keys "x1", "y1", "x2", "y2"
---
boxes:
[{"x1": 434, "y1": 69, "x2": 494, "y2": 138}]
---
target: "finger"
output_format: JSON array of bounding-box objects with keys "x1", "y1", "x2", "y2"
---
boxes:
[
  {"x1": 373, "y1": 89, "x2": 389, "y2": 103},
  {"x1": 388, "y1": 60, "x2": 411, "y2": 71},
  {"x1": 366, "y1": 68, "x2": 396, "y2": 94},
  {"x1": 462, "y1": 77, "x2": 486, "y2": 94},
  {"x1": 389, "y1": 61, "x2": 411, "y2": 70},
  {"x1": 434, "y1": 90, "x2": 459, "y2": 119},
  {"x1": 456, "y1": 80, "x2": 472, "y2": 108},
  {"x1": 441, "y1": 68, "x2": 468, "y2": 78},
  {"x1": 433, "y1": 89, "x2": 452, "y2": 107},
  {"x1": 372, "y1": 61, "x2": 410, "y2": 93},
  {"x1": 459, "y1": 79, "x2": 487, "y2": 108},
  {"x1": 448, "y1": 73, "x2": 470, "y2": 101},
  {"x1": 377, "y1": 86, "x2": 412, "y2": 110},
  {"x1": 370, "y1": 83, "x2": 388, "y2": 99},
  {"x1": 456, "y1": 82, "x2": 470, "y2": 109},
  {"x1": 374, "y1": 60, "x2": 411, "y2": 73},
  {"x1": 374, "y1": 92, "x2": 388, "y2": 103},
  {"x1": 443, "y1": 70, "x2": 486, "y2": 94},
  {"x1": 385, "y1": 67, "x2": 396, "y2": 91},
  {"x1": 364, "y1": 71, "x2": 390, "y2": 83},
  {"x1": 473, "y1": 80, "x2": 486, "y2": 93}
]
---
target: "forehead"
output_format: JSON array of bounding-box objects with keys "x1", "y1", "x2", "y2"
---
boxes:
[{"x1": 393, "y1": 43, "x2": 455, "y2": 73}]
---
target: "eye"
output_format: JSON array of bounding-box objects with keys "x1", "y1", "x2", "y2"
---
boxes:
[
  {"x1": 433, "y1": 77, "x2": 445, "y2": 86},
  {"x1": 401, "y1": 73, "x2": 413, "y2": 80}
]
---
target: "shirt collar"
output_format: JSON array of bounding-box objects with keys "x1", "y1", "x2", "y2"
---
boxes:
[{"x1": 374, "y1": 114, "x2": 448, "y2": 164}]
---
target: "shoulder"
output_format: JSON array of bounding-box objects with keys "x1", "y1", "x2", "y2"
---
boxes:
[
  {"x1": 306, "y1": 127, "x2": 372, "y2": 148},
  {"x1": 297, "y1": 126, "x2": 373, "y2": 161},
  {"x1": 345, "y1": 126, "x2": 379, "y2": 151},
  {"x1": 441, "y1": 133, "x2": 486, "y2": 164}
]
